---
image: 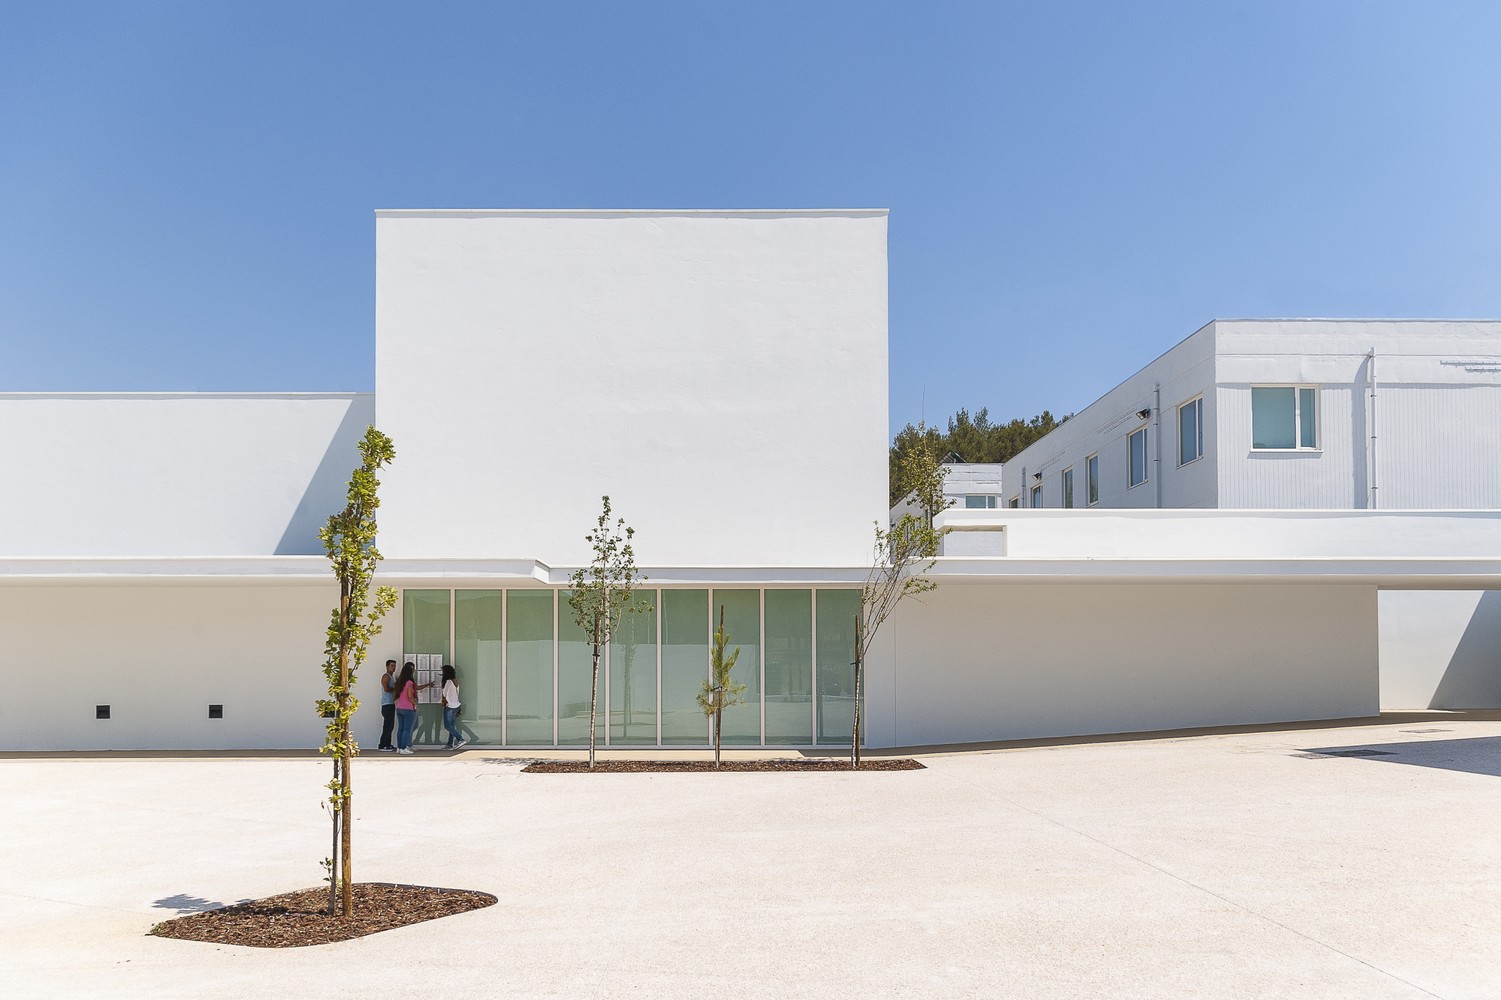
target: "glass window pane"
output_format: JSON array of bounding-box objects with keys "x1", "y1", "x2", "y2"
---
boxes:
[
  {"x1": 506, "y1": 590, "x2": 554, "y2": 745},
  {"x1": 1087, "y1": 455, "x2": 1099, "y2": 504},
  {"x1": 661, "y1": 589, "x2": 709, "y2": 745},
  {"x1": 557, "y1": 591, "x2": 596, "y2": 746},
  {"x1": 1252, "y1": 386, "x2": 1295, "y2": 449},
  {"x1": 402, "y1": 590, "x2": 449, "y2": 745},
  {"x1": 964, "y1": 495, "x2": 987, "y2": 509},
  {"x1": 454, "y1": 590, "x2": 503, "y2": 746},
  {"x1": 609, "y1": 590, "x2": 657, "y2": 745},
  {"x1": 712, "y1": 589, "x2": 761, "y2": 745},
  {"x1": 764, "y1": 590, "x2": 812, "y2": 745},
  {"x1": 1179, "y1": 400, "x2": 1200, "y2": 465},
  {"x1": 1129, "y1": 428, "x2": 1148, "y2": 487},
  {"x1": 1299, "y1": 387, "x2": 1317, "y2": 448},
  {"x1": 816, "y1": 589, "x2": 861, "y2": 745},
  {"x1": 1062, "y1": 469, "x2": 1074, "y2": 508}
]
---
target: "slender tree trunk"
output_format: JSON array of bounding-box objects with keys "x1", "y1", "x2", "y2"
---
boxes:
[
  {"x1": 327, "y1": 755, "x2": 340, "y2": 916},
  {"x1": 338, "y1": 630, "x2": 353, "y2": 916},
  {"x1": 851, "y1": 614, "x2": 863, "y2": 770},
  {"x1": 588, "y1": 626, "x2": 600, "y2": 770},
  {"x1": 714, "y1": 705, "x2": 722, "y2": 768}
]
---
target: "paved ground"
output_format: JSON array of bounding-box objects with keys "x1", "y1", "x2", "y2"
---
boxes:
[{"x1": 3, "y1": 717, "x2": 1499, "y2": 999}]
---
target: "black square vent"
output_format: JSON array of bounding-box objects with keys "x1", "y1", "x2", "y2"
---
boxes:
[
  {"x1": 208, "y1": 704, "x2": 224, "y2": 719},
  {"x1": 96, "y1": 705, "x2": 110, "y2": 720}
]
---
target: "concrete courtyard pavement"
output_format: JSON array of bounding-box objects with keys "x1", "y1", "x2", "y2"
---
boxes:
[{"x1": 2, "y1": 718, "x2": 1499, "y2": 1000}]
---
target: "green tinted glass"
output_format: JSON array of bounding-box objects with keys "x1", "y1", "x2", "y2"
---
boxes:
[
  {"x1": 764, "y1": 590, "x2": 812, "y2": 744},
  {"x1": 506, "y1": 590, "x2": 554, "y2": 745}
]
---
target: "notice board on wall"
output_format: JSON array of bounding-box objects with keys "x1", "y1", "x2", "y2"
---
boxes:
[{"x1": 402, "y1": 652, "x2": 445, "y2": 704}]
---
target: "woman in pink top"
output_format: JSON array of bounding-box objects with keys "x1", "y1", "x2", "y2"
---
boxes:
[{"x1": 393, "y1": 661, "x2": 428, "y2": 754}]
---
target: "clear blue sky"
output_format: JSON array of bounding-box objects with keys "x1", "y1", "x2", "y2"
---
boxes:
[{"x1": 3, "y1": 1, "x2": 1499, "y2": 437}]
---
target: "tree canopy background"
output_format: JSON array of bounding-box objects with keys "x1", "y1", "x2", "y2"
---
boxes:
[{"x1": 889, "y1": 408, "x2": 1061, "y2": 507}]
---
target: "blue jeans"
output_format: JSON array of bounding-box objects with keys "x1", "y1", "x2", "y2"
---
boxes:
[
  {"x1": 395, "y1": 708, "x2": 417, "y2": 750},
  {"x1": 442, "y1": 706, "x2": 463, "y2": 747}
]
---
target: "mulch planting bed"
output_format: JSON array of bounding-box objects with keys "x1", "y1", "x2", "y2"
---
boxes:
[
  {"x1": 149, "y1": 883, "x2": 496, "y2": 948},
  {"x1": 522, "y1": 758, "x2": 924, "y2": 773}
]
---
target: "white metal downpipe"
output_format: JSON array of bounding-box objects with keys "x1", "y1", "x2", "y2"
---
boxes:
[
  {"x1": 1368, "y1": 349, "x2": 1379, "y2": 509},
  {"x1": 1153, "y1": 384, "x2": 1163, "y2": 508}
]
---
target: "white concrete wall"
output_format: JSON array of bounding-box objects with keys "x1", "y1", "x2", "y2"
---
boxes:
[
  {"x1": 1002, "y1": 323, "x2": 1217, "y2": 509},
  {"x1": 936, "y1": 508, "x2": 1501, "y2": 561},
  {"x1": 0, "y1": 583, "x2": 344, "y2": 750},
  {"x1": 0, "y1": 394, "x2": 375, "y2": 556},
  {"x1": 375, "y1": 210, "x2": 889, "y2": 567},
  {"x1": 889, "y1": 582, "x2": 1378, "y2": 747},
  {"x1": 1378, "y1": 590, "x2": 1501, "y2": 710}
]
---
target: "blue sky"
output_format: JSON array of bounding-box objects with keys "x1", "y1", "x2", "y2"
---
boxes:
[{"x1": 2, "y1": 1, "x2": 1499, "y2": 436}]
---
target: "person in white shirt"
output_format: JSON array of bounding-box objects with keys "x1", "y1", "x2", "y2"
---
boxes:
[{"x1": 440, "y1": 664, "x2": 466, "y2": 750}]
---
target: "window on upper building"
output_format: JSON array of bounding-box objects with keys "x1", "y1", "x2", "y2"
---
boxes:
[
  {"x1": 1128, "y1": 427, "x2": 1148, "y2": 488},
  {"x1": 1030, "y1": 483, "x2": 1043, "y2": 507},
  {"x1": 1062, "y1": 467, "x2": 1074, "y2": 508},
  {"x1": 964, "y1": 494, "x2": 998, "y2": 509},
  {"x1": 1178, "y1": 396, "x2": 1204, "y2": 466},
  {"x1": 1008, "y1": 496, "x2": 1020, "y2": 508},
  {"x1": 1251, "y1": 386, "x2": 1318, "y2": 450},
  {"x1": 1086, "y1": 454, "x2": 1099, "y2": 505}
]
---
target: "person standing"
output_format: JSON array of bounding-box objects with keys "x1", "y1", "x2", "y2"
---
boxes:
[
  {"x1": 393, "y1": 661, "x2": 429, "y2": 755},
  {"x1": 377, "y1": 659, "x2": 398, "y2": 752},
  {"x1": 440, "y1": 664, "x2": 466, "y2": 750}
]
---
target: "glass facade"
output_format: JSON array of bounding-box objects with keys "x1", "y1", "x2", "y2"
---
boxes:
[
  {"x1": 763, "y1": 590, "x2": 812, "y2": 744},
  {"x1": 401, "y1": 587, "x2": 858, "y2": 747},
  {"x1": 506, "y1": 590, "x2": 554, "y2": 745},
  {"x1": 453, "y1": 590, "x2": 503, "y2": 745},
  {"x1": 556, "y1": 591, "x2": 595, "y2": 745},
  {"x1": 815, "y1": 588, "x2": 861, "y2": 745},
  {"x1": 609, "y1": 591, "x2": 657, "y2": 745},
  {"x1": 661, "y1": 589, "x2": 710, "y2": 745},
  {"x1": 712, "y1": 589, "x2": 761, "y2": 745},
  {"x1": 402, "y1": 589, "x2": 450, "y2": 744}
]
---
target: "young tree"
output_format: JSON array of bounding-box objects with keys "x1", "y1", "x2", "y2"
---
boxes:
[
  {"x1": 316, "y1": 426, "x2": 397, "y2": 917},
  {"x1": 697, "y1": 605, "x2": 747, "y2": 768},
  {"x1": 852, "y1": 512, "x2": 942, "y2": 768},
  {"x1": 891, "y1": 420, "x2": 953, "y2": 525},
  {"x1": 567, "y1": 496, "x2": 647, "y2": 770}
]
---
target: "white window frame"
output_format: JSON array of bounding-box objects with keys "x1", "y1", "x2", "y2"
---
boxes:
[
  {"x1": 1127, "y1": 426, "x2": 1149, "y2": 489},
  {"x1": 1030, "y1": 483, "x2": 1043, "y2": 508},
  {"x1": 1250, "y1": 385, "x2": 1319, "y2": 451},
  {"x1": 1085, "y1": 453, "x2": 1099, "y2": 506},
  {"x1": 1062, "y1": 467, "x2": 1074, "y2": 509},
  {"x1": 1008, "y1": 496, "x2": 1020, "y2": 509},
  {"x1": 964, "y1": 494, "x2": 998, "y2": 509},
  {"x1": 1177, "y1": 395, "x2": 1204, "y2": 467}
]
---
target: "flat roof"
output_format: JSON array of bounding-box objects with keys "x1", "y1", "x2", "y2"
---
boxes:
[{"x1": 374, "y1": 208, "x2": 889, "y2": 217}]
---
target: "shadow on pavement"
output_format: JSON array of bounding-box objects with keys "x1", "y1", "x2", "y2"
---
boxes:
[
  {"x1": 1298, "y1": 736, "x2": 1501, "y2": 778},
  {"x1": 153, "y1": 893, "x2": 249, "y2": 914}
]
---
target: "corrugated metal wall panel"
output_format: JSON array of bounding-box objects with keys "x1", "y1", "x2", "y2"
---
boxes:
[
  {"x1": 1218, "y1": 385, "x2": 1362, "y2": 508},
  {"x1": 1376, "y1": 384, "x2": 1501, "y2": 508}
]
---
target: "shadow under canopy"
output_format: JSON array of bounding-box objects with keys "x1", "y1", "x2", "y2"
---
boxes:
[{"x1": 1298, "y1": 735, "x2": 1501, "y2": 778}]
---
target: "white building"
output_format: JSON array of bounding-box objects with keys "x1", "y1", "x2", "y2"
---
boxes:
[
  {"x1": 1002, "y1": 319, "x2": 1501, "y2": 511},
  {"x1": 3, "y1": 219, "x2": 1498, "y2": 751},
  {"x1": 997, "y1": 319, "x2": 1501, "y2": 712}
]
